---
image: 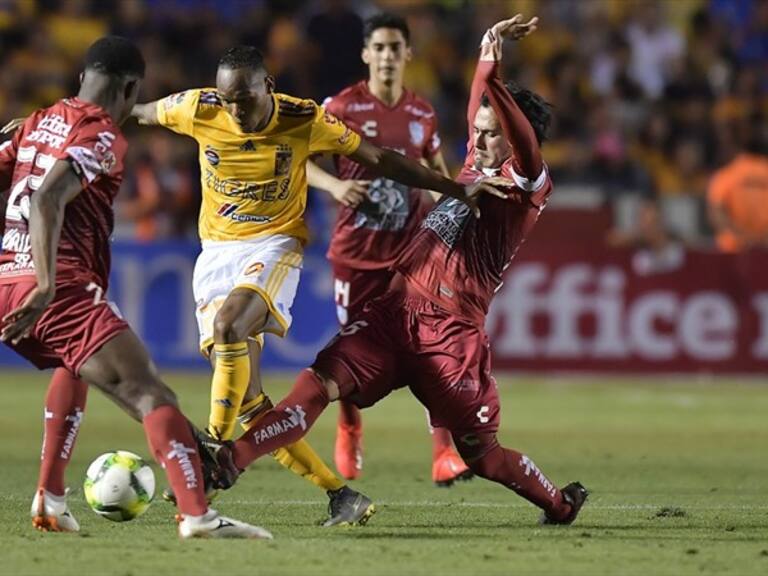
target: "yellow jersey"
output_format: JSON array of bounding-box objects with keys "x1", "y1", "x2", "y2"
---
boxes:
[{"x1": 156, "y1": 88, "x2": 361, "y2": 243}]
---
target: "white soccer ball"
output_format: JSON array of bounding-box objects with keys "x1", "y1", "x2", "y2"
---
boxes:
[{"x1": 83, "y1": 450, "x2": 155, "y2": 522}]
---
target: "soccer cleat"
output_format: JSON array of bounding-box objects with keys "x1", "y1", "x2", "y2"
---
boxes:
[
  {"x1": 322, "y1": 486, "x2": 376, "y2": 527},
  {"x1": 30, "y1": 487, "x2": 80, "y2": 533},
  {"x1": 177, "y1": 509, "x2": 273, "y2": 539},
  {"x1": 334, "y1": 423, "x2": 363, "y2": 480},
  {"x1": 540, "y1": 482, "x2": 589, "y2": 525},
  {"x1": 432, "y1": 448, "x2": 474, "y2": 487},
  {"x1": 189, "y1": 424, "x2": 241, "y2": 490}
]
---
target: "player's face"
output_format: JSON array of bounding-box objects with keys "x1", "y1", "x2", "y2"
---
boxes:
[
  {"x1": 216, "y1": 67, "x2": 274, "y2": 131},
  {"x1": 362, "y1": 28, "x2": 411, "y2": 86},
  {"x1": 472, "y1": 105, "x2": 512, "y2": 169}
]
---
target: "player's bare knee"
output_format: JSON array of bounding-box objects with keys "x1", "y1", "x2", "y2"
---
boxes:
[{"x1": 213, "y1": 311, "x2": 266, "y2": 343}]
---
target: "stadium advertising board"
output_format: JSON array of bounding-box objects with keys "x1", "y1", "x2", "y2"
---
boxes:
[{"x1": 0, "y1": 241, "x2": 765, "y2": 373}]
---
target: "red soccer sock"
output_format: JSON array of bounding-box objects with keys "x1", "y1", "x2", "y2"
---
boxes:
[
  {"x1": 233, "y1": 369, "x2": 330, "y2": 470},
  {"x1": 338, "y1": 400, "x2": 362, "y2": 430},
  {"x1": 37, "y1": 369, "x2": 88, "y2": 496},
  {"x1": 143, "y1": 405, "x2": 207, "y2": 517},
  {"x1": 470, "y1": 443, "x2": 570, "y2": 520},
  {"x1": 431, "y1": 427, "x2": 454, "y2": 461}
]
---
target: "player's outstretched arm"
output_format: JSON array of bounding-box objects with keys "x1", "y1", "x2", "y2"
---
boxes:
[
  {"x1": 349, "y1": 139, "x2": 506, "y2": 217},
  {"x1": 306, "y1": 160, "x2": 369, "y2": 208},
  {"x1": 479, "y1": 15, "x2": 543, "y2": 180},
  {"x1": 131, "y1": 101, "x2": 161, "y2": 126},
  {"x1": 0, "y1": 160, "x2": 83, "y2": 344}
]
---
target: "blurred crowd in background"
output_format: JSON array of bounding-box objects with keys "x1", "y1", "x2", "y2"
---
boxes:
[{"x1": 0, "y1": 0, "x2": 766, "y2": 251}]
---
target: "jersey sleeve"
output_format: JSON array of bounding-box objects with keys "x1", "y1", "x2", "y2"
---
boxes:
[
  {"x1": 60, "y1": 117, "x2": 123, "y2": 185},
  {"x1": 321, "y1": 94, "x2": 345, "y2": 120},
  {"x1": 156, "y1": 89, "x2": 201, "y2": 136},
  {"x1": 309, "y1": 105, "x2": 361, "y2": 156}
]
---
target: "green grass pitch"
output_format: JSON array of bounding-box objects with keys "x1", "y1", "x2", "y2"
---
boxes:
[{"x1": 1, "y1": 370, "x2": 766, "y2": 575}]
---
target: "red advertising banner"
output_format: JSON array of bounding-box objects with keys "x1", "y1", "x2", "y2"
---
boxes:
[{"x1": 487, "y1": 246, "x2": 768, "y2": 373}]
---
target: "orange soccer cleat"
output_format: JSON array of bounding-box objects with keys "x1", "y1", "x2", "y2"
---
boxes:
[
  {"x1": 334, "y1": 423, "x2": 363, "y2": 480},
  {"x1": 432, "y1": 448, "x2": 474, "y2": 487}
]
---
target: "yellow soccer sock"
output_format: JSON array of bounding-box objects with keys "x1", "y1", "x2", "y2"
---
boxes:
[
  {"x1": 208, "y1": 342, "x2": 250, "y2": 440},
  {"x1": 239, "y1": 396, "x2": 345, "y2": 492}
]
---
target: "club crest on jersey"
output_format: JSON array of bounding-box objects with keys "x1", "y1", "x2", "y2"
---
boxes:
[
  {"x1": 274, "y1": 144, "x2": 292, "y2": 176},
  {"x1": 100, "y1": 151, "x2": 117, "y2": 174},
  {"x1": 205, "y1": 145, "x2": 220, "y2": 166},
  {"x1": 409, "y1": 121, "x2": 425, "y2": 146}
]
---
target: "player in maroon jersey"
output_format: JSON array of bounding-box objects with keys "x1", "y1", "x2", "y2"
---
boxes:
[
  {"x1": 206, "y1": 16, "x2": 589, "y2": 525},
  {"x1": 308, "y1": 13, "x2": 471, "y2": 486},
  {"x1": 0, "y1": 37, "x2": 270, "y2": 539}
]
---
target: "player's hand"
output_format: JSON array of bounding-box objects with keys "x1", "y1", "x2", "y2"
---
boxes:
[
  {"x1": 0, "y1": 286, "x2": 55, "y2": 345},
  {"x1": 491, "y1": 14, "x2": 539, "y2": 42},
  {"x1": 462, "y1": 179, "x2": 512, "y2": 218},
  {"x1": 1, "y1": 117, "x2": 26, "y2": 134},
  {"x1": 331, "y1": 180, "x2": 370, "y2": 208}
]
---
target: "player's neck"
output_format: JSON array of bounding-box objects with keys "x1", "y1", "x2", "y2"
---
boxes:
[
  {"x1": 77, "y1": 81, "x2": 122, "y2": 122},
  {"x1": 245, "y1": 95, "x2": 274, "y2": 133},
  {"x1": 368, "y1": 79, "x2": 403, "y2": 107}
]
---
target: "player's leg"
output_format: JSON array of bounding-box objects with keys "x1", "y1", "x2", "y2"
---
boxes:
[
  {"x1": 427, "y1": 411, "x2": 473, "y2": 487},
  {"x1": 78, "y1": 328, "x2": 271, "y2": 538},
  {"x1": 412, "y1": 312, "x2": 588, "y2": 525},
  {"x1": 237, "y1": 338, "x2": 346, "y2": 495},
  {"x1": 199, "y1": 237, "x2": 352, "y2": 506},
  {"x1": 31, "y1": 368, "x2": 88, "y2": 532},
  {"x1": 332, "y1": 264, "x2": 364, "y2": 479},
  {"x1": 229, "y1": 300, "x2": 405, "y2": 524},
  {"x1": 36, "y1": 368, "x2": 88, "y2": 496}
]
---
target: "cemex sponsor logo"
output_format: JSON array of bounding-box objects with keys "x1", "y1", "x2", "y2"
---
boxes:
[
  {"x1": 217, "y1": 203, "x2": 271, "y2": 223},
  {"x1": 166, "y1": 440, "x2": 198, "y2": 489},
  {"x1": 250, "y1": 405, "x2": 307, "y2": 445}
]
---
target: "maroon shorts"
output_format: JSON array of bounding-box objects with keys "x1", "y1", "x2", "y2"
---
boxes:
[
  {"x1": 0, "y1": 279, "x2": 128, "y2": 376},
  {"x1": 331, "y1": 263, "x2": 394, "y2": 325},
  {"x1": 314, "y1": 287, "x2": 500, "y2": 437}
]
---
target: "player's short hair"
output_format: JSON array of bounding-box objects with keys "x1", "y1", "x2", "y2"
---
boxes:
[
  {"x1": 481, "y1": 84, "x2": 553, "y2": 145},
  {"x1": 218, "y1": 45, "x2": 266, "y2": 72},
  {"x1": 84, "y1": 36, "x2": 145, "y2": 79},
  {"x1": 364, "y1": 13, "x2": 410, "y2": 45}
]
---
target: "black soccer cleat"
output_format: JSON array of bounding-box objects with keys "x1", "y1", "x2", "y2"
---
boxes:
[
  {"x1": 322, "y1": 486, "x2": 376, "y2": 527},
  {"x1": 540, "y1": 482, "x2": 589, "y2": 525},
  {"x1": 188, "y1": 424, "x2": 242, "y2": 491}
]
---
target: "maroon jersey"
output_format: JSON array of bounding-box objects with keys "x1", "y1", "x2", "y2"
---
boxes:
[
  {"x1": 323, "y1": 81, "x2": 441, "y2": 269},
  {"x1": 0, "y1": 98, "x2": 126, "y2": 288},
  {"x1": 395, "y1": 59, "x2": 551, "y2": 326}
]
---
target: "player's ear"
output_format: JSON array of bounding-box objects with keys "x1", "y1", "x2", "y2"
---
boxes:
[
  {"x1": 361, "y1": 45, "x2": 371, "y2": 65},
  {"x1": 404, "y1": 45, "x2": 413, "y2": 63},
  {"x1": 79, "y1": 71, "x2": 85, "y2": 85},
  {"x1": 124, "y1": 79, "x2": 140, "y2": 102},
  {"x1": 265, "y1": 75, "x2": 275, "y2": 94}
]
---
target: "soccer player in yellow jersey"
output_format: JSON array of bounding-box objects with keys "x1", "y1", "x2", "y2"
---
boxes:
[{"x1": 131, "y1": 46, "x2": 503, "y2": 525}]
